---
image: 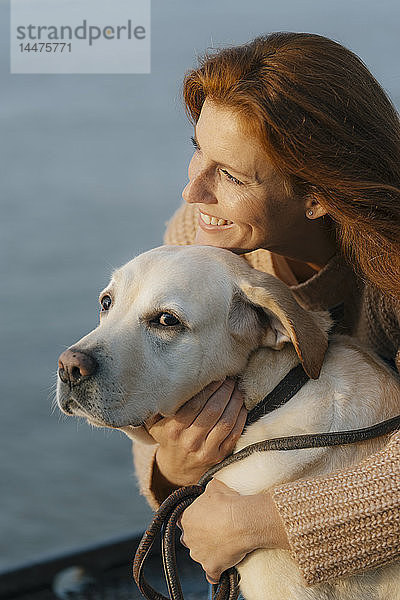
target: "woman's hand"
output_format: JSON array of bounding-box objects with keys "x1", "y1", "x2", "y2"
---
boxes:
[
  {"x1": 179, "y1": 479, "x2": 290, "y2": 584},
  {"x1": 148, "y1": 379, "x2": 247, "y2": 488}
]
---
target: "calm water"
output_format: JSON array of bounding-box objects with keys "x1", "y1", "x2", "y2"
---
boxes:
[{"x1": 1, "y1": 0, "x2": 400, "y2": 571}]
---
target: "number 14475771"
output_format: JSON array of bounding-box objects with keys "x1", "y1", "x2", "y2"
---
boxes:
[{"x1": 19, "y1": 43, "x2": 72, "y2": 52}]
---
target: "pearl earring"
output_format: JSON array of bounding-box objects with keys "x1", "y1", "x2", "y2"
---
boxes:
[{"x1": 308, "y1": 209, "x2": 313, "y2": 217}]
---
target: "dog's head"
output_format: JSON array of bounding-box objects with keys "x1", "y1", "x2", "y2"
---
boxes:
[{"x1": 56, "y1": 245, "x2": 330, "y2": 439}]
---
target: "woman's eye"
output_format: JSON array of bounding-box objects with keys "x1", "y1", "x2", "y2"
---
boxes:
[
  {"x1": 157, "y1": 313, "x2": 180, "y2": 326},
  {"x1": 220, "y1": 169, "x2": 243, "y2": 186},
  {"x1": 100, "y1": 295, "x2": 112, "y2": 312},
  {"x1": 191, "y1": 136, "x2": 200, "y2": 151}
]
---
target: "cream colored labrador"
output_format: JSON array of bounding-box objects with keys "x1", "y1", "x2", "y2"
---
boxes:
[{"x1": 57, "y1": 245, "x2": 400, "y2": 600}]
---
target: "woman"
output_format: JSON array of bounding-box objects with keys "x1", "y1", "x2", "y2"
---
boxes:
[{"x1": 133, "y1": 32, "x2": 400, "y2": 586}]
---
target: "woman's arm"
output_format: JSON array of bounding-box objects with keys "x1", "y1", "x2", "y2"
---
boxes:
[
  {"x1": 178, "y1": 432, "x2": 400, "y2": 585},
  {"x1": 271, "y1": 430, "x2": 400, "y2": 584}
]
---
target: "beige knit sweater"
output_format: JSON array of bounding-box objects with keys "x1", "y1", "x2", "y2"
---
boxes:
[{"x1": 132, "y1": 202, "x2": 400, "y2": 585}]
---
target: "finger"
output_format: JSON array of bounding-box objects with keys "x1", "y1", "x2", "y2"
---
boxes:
[
  {"x1": 205, "y1": 478, "x2": 237, "y2": 494},
  {"x1": 174, "y1": 380, "x2": 225, "y2": 427},
  {"x1": 204, "y1": 386, "x2": 245, "y2": 448},
  {"x1": 218, "y1": 404, "x2": 247, "y2": 456},
  {"x1": 191, "y1": 379, "x2": 236, "y2": 433}
]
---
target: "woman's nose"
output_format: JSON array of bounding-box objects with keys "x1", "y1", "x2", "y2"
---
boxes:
[
  {"x1": 182, "y1": 152, "x2": 217, "y2": 205},
  {"x1": 182, "y1": 171, "x2": 217, "y2": 205}
]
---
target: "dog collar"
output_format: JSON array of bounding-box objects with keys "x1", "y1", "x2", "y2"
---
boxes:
[{"x1": 245, "y1": 363, "x2": 310, "y2": 427}]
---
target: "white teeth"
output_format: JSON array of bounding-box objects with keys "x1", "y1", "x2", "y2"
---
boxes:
[{"x1": 200, "y1": 212, "x2": 233, "y2": 226}]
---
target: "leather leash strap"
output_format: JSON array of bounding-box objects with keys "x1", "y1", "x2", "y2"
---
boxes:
[{"x1": 133, "y1": 414, "x2": 400, "y2": 600}]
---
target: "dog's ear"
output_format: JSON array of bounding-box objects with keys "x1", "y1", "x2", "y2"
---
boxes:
[{"x1": 232, "y1": 273, "x2": 331, "y2": 379}]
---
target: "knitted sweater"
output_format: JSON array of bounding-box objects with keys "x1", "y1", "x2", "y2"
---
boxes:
[{"x1": 132, "y1": 202, "x2": 400, "y2": 585}]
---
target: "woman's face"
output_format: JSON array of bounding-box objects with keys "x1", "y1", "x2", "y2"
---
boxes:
[{"x1": 182, "y1": 99, "x2": 311, "y2": 255}]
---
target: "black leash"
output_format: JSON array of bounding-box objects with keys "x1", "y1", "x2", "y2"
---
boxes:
[{"x1": 133, "y1": 415, "x2": 400, "y2": 600}]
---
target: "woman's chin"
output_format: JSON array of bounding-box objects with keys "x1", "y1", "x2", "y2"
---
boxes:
[
  {"x1": 195, "y1": 228, "x2": 234, "y2": 248},
  {"x1": 194, "y1": 230, "x2": 254, "y2": 254}
]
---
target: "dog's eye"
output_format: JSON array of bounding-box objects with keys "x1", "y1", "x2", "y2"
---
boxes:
[
  {"x1": 100, "y1": 295, "x2": 112, "y2": 312},
  {"x1": 158, "y1": 313, "x2": 180, "y2": 326}
]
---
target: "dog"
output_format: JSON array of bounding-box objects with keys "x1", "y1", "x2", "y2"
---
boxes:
[{"x1": 57, "y1": 244, "x2": 400, "y2": 600}]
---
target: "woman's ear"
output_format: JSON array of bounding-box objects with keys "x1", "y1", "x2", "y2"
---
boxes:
[{"x1": 305, "y1": 198, "x2": 328, "y2": 220}]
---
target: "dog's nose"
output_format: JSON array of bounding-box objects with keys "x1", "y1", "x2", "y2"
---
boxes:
[{"x1": 58, "y1": 349, "x2": 97, "y2": 385}]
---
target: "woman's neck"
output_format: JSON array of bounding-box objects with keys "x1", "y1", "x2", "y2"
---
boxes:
[{"x1": 272, "y1": 221, "x2": 337, "y2": 284}]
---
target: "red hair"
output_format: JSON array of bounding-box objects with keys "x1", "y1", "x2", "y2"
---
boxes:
[{"x1": 183, "y1": 32, "x2": 400, "y2": 297}]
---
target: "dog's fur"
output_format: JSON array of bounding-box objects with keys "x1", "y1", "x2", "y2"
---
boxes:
[{"x1": 57, "y1": 245, "x2": 400, "y2": 600}]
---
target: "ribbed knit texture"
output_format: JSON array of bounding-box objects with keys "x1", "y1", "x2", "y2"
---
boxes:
[
  {"x1": 133, "y1": 202, "x2": 400, "y2": 585},
  {"x1": 273, "y1": 431, "x2": 400, "y2": 584}
]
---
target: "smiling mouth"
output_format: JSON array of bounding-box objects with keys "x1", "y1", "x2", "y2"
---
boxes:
[{"x1": 199, "y1": 211, "x2": 234, "y2": 228}]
